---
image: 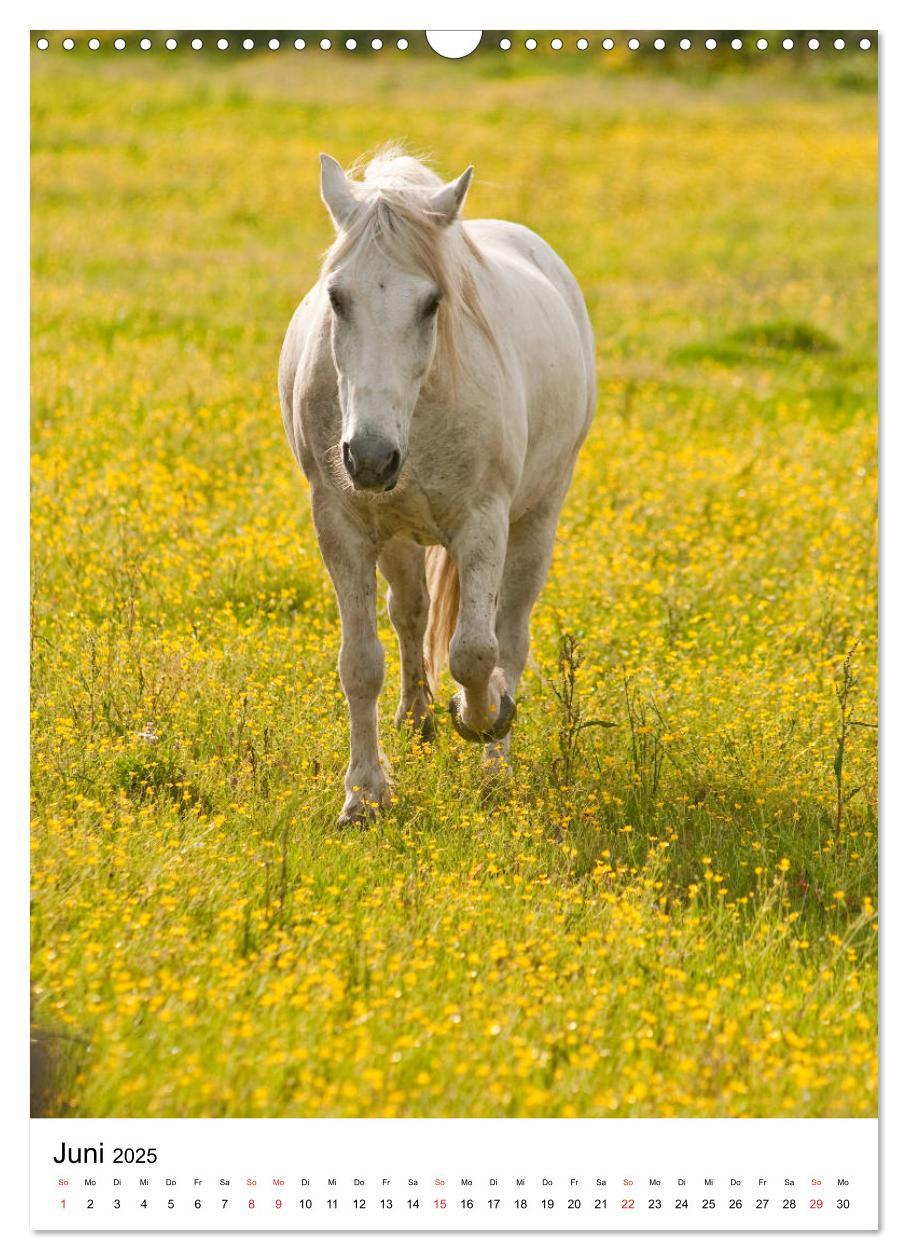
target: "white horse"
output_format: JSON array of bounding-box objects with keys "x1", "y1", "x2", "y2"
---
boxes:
[{"x1": 280, "y1": 149, "x2": 596, "y2": 825}]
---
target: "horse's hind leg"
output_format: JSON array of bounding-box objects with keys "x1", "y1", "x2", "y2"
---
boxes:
[{"x1": 379, "y1": 538, "x2": 434, "y2": 741}]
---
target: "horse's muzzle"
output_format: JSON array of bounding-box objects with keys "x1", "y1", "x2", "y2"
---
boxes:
[{"x1": 342, "y1": 432, "x2": 402, "y2": 491}]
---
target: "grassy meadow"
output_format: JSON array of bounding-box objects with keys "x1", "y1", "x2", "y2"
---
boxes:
[{"x1": 31, "y1": 44, "x2": 877, "y2": 1118}]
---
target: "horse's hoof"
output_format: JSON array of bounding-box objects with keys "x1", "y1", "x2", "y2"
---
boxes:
[
  {"x1": 448, "y1": 693, "x2": 484, "y2": 743},
  {"x1": 491, "y1": 692, "x2": 517, "y2": 741},
  {"x1": 337, "y1": 803, "x2": 380, "y2": 829},
  {"x1": 396, "y1": 707, "x2": 436, "y2": 743},
  {"x1": 448, "y1": 691, "x2": 516, "y2": 744},
  {"x1": 337, "y1": 787, "x2": 389, "y2": 828}
]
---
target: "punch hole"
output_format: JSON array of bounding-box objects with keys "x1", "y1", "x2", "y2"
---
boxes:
[
  {"x1": 165, "y1": 38, "x2": 177, "y2": 50},
  {"x1": 294, "y1": 38, "x2": 305, "y2": 50},
  {"x1": 191, "y1": 38, "x2": 202, "y2": 50},
  {"x1": 602, "y1": 38, "x2": 614, "y2": 51},
  {"x1": 397, "y1": 38, "x2": 408, "y2": 50},
  {"x1": 88, "y1": 37, "x2": 100, "y2": 50},
  {"x1": 731, "y1": 38, "x2": 742, "y2": 49},
  {"x1": 628, "y1": 38, "x2": 640, "y2": 51},
  {"x1": 808, "y1": 38, "x2": 820, "y2": 50},
  {"x1": 115, "y1": 37, "x2": 127, "y2": 50},
  {"x1": 243, "y1": 38, "x2": 254, "y2": 50},
  {"x1": 654, "y1": 38, "x2": 665, "y2": 50},
  {"x1": 269, "y1": 38, "x2": 280, "y2": 50},
  {"x1": 577, "y1": 38, "x2": 588, "y2": 51},
  {"x1": 783, "y1": 38, "x2": 794, "y2": 50},
  {"x1": 372, "y1": 39, "x2": 383, "y2": 50},
  {"x1": 140, "y1": 38, "x2": 152, "y2": 50},
  {"x1": 62, "y1": 37, "x2": 74, "y2": 50},
  {"x1": 426, "y1": 31, "x2": 482, "y2": 58},
  {"x1": 346, "y1": 39, "x2": 357, "y2": 50},
  {"x1": 525, "y1": 38, "x2": 537, "y2": 51},
  {"x1": 860, "y1": 38, "x2": 872, "y2": 50},
  {"x1": 551, "y1": 38, "x2": 562, "y2": 51},
  {"x1": 705, "y1": 38, "x2": 717, "y2": 50},
  {"x1": 757, "y1": 38, "x2": 768, "y2": 50},
  {"x1": 217, "y1": 38, "x2": 228, "y2": 50},
  {"x1": 499, "y1": 38, "x2": 511, "y2": 50},
  {"x1": 834, "y1": 38, "x2": 845, "y2": 50},
  {"x1": 679, "y1": 38, "x2": 691, "y2": 51},
  {"x1": 36, "y1": 37, "x2": 48, "y2": 50}
]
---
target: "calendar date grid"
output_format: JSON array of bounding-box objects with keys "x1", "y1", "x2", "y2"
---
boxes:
[{"x1": 51, "y1": 1170, "x2": 859, "y2": 1221}]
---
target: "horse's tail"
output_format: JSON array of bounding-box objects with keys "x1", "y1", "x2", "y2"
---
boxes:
[{"x1": 423, "y1": 546, "x2": 459, "y2": 696}]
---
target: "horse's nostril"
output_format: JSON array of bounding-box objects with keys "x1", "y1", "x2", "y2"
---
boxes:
[
  {"x1": 342, "y1": 441, "x2": 356, "y2": 476},
  {"x1": 383, "y1": 448, "x2": 401, "y2": 478}
]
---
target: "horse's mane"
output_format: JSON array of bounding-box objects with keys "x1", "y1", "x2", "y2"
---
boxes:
[{"x1": 320, "y1": 147, "x2": 500, "y2": 381}]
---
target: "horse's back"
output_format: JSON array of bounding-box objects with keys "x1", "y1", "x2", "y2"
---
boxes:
[
  {"x1": 465, "y1": 218, "x2": 596, "y2": 507},
  {"x1": 466, "y1": 219, "x2": 595, "y2": 398},
  {"x1": 466, "y1": 219, "x2": 595, "y2": 431},
  {"x1": 467, "y1": 218, "x2": 581, "y2": 306}
]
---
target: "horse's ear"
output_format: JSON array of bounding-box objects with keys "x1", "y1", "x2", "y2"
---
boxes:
[
  {"x1": 320, "y1": 154, "x2": 358, "y2": 230},
  {"x1": 429, "y1": 166, "x2": 473, "y2": 226}
]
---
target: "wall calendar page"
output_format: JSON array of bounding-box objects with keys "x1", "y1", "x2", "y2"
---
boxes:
[{"x1": 27, "y1": 12, "x2": 881, "y2": 1245}]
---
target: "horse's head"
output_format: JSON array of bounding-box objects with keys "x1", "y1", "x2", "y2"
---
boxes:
[{"x1": 319, "y1": 153, "x2": 473, "y2": 492}]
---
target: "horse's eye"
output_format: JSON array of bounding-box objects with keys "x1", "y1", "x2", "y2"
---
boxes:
[
  {"x1": 328, "y1": 287, "x2": 347, "y2": 318},
  {"x1": 421, "y1": 292, "x2": 442, "y2": 321}
]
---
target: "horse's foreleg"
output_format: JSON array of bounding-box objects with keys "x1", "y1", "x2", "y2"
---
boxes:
[
  {"x1": 496, "y1": 497, "x2": 563, "y2": 695},
  {"x1": 379, "y1": 537, "x2": 434, "y2": 741},
  {"x1": 447, "y1": 505, "x2": 513, "y2": 743},
  {"x1": 311, "y1": 495, "x2": 387, "y2": 826},
  {"x1": 488, "y1": 497, "x2": 563, "y2": 764}
]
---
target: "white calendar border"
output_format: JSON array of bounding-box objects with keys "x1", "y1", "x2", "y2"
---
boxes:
[{"x1": 5, "y1": 0, "x2": 904, "y2": 1254}]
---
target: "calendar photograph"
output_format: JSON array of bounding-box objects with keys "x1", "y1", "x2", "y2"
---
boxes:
[{"x1": 30, "y1": 29, "x2": 878, "y2": 1137}]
